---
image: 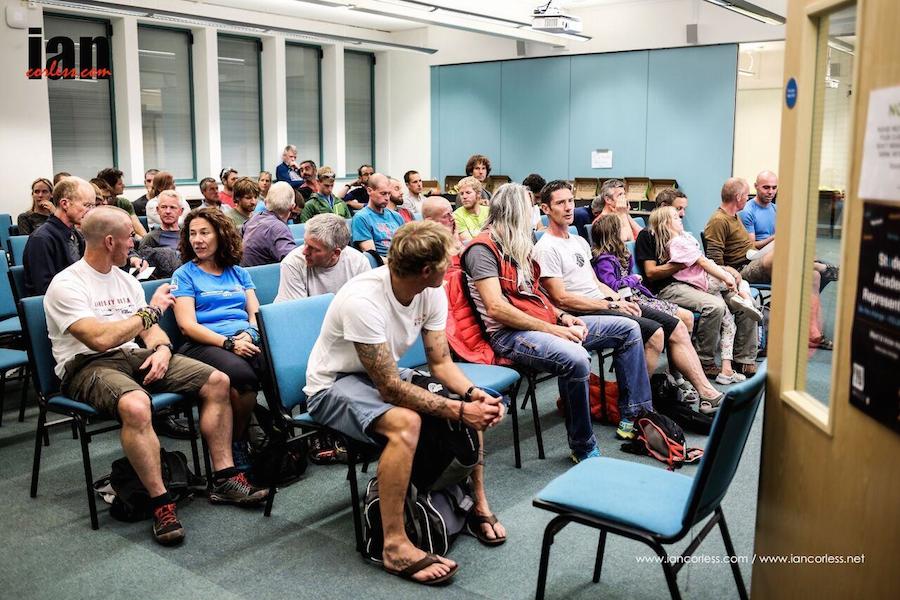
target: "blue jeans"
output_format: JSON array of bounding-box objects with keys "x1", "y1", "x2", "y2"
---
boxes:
[{"x1": 490, "y1": 315, "x2": 652, "y2": 454}]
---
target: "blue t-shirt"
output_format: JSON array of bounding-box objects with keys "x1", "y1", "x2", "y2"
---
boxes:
[
  {"x1": 171, "y1": 261, "x2": 256, "y2": 337},
  {"x1": 740, "y1": 200, "x2": 777, "y2": 240},
  {"x1": 351, "y1": 206, "x2": 405, "y2": 257}
]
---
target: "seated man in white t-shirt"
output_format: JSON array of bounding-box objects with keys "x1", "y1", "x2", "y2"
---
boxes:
[
  {"x1": 533, "y1": 181, "x2": 725, "y2": 414},
  {"x1": 275, "y1": 213, "x2": 370, "y2": 302},
  {"x1": 44, "y1": 206, "x2": 267, "y2": 547},
  {"x1": 304, "y1": 221, "x2": 506, "y2": 585}
]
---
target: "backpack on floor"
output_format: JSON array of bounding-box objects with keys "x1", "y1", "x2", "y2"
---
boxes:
[
  {"x1": 555, "y1": 372, "x2": 620, "y2": 424},
  {"x1": 621, "y1": 411, "x2": 704, "y2": 470},
  {"x1": 247, "y1": 404, "x2": 309, "y2": 488},
  {"x1": 362, "y1": 478, "x2": 474, "y2": 563},
  {"x1": 94, "y1": 449, "x2": 205, "y2": 522},
  {"x1": 650, "y1": 373, "x2": 713, "y2": 435}
]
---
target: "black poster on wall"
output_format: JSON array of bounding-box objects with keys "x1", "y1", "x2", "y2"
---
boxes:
[{"x1": 849, "y1": 202, "x2": 900, "y2": 433}]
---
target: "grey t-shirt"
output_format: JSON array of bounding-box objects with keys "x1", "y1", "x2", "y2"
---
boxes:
[
  {"x1": 462, "y1": 243, "x2": 542, "y2": 335},
  {"x1": 275, "y1": 245, "x2": 372, "y2": 302}
]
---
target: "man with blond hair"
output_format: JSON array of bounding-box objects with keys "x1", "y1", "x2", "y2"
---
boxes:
[{"x1": 305, "y1": 221, "x2": 506, "y2": 585}]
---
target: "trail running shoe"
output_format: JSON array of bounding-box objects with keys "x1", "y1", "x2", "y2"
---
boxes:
[
  {"x1": 209, "y1": 472, "x2": 268, "y2": 506},
  {"x1": 152, "y1": 502, "x2": 185, "y2": 546}
]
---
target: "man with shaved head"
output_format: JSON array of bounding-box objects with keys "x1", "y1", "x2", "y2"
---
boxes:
[
  {"x1": 44, "y1": 206, "x2": 267, "y2": 546},
  {"x1": 740, "y1": 171, "x2": 778, "y2": 250},
  {"x1": 422, "y1": 195, "x2": 463, "y2": 252},
  {"x1": 23, "y1": 176, "x2": 94, "y2": 296},
  {"x1": 350, "y1": 173, "x2": 405, "y2": 257}
]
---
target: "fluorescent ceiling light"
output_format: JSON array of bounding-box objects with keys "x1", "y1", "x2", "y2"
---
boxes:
[
  {"x1": 38, "y1": 0, "x2": 149, "y2": 16},
  {"x1": 703, "y1": 0, "x2": 785, "y2": 25}
]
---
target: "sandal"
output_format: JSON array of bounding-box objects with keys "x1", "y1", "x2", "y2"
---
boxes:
[
  {"x1": 809, "y1": 335, "x2": 834, "y2": 350},
  {"x1": 384, "y1": 553, "x2": 458, "y2": 586},
  {"x1": 466, "y1": 513, "x2": 507, "y2": 546}
]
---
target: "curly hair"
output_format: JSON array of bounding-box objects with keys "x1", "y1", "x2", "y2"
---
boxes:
[
  {"x1": 465, "y1": 154, "x2": 491, "y2": 177},
  {"x1": 591, "y1": 214, "x2": 630, "y2": 272},
  {"x1": 179, "y1": 207, "x2": 243, "y2": 268}
]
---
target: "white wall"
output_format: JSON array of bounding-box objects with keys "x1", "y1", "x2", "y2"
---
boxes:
[{"x1": 733, "y1": 42, "x2": 785, "y2": 185}]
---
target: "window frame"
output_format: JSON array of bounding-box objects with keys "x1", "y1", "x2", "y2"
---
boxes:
[
  {"x1": 285, "y1": 41, "x2": 324, "y2": 167},
  {"x1": 217, "y1": 32, "x2": 264, "y2": 176},
  {"x1": 137, "y1": 23, "x2": 198, "y2": 184},
  {"x1": 344, "y1": 50, "x2": 375, "y2": 177}
]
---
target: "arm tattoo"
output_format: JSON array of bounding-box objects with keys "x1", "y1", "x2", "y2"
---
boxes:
[
  {"x1": 354, "y1": 341, "x2": 455, "y2": 419},
  {"x1": 423, "y1": 329, "x2": 452, "y2": 364}
]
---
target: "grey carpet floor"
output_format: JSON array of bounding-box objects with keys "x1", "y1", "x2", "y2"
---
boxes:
[{"x1": 0, "y1": 355, "x2": 763, "y2": 600}]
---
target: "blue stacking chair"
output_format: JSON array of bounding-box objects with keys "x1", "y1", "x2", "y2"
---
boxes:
[
  {"x1": 140, "y1": 280, "x2": 185, "y2": 349},
  {"x1": 398, "y1": 335, "x2": 524, "y2": 466},
  {"x1": 257, "y1": 294, "x2": 375, "y2": 552},
  {"x1": 0, "y1": 261, "x2": 29, "y2": 424},
  {"x1": 245, "y1": 263, "x2": 281, "y2": 306},
  {"x1": 288, "y1": 223, "x2": 305, "y2": 239},
  {"x1": 364, "y1": 251, "x2": 382, "y2": 269},
  {"x1": 0, "y1": 259, "x2": 23, "y2": 337},
  {"x1": 8, "y1": 265, "x2": 26, "y2": 301},
  {"x1": 532, "y1": 363, "x2": 766, "y2": 600},
  {"x1": 138, "y1": 215, "x2": 149, "y2": 231},
  {"x1": 633, "y1": 216, "x2": 646, "y2": 229},
  {"x1": 540, "y1": 215, "x2": 549, "y2": 227},
  {"x1": 19, "y1": 295, "x2": 201, "y2": 529},
  {"x1": 0, "y1": 213, "x2": 13, "y2": 255},
  {"x1": 7, "y1": 235, "x2": 28, "y2": 266}
]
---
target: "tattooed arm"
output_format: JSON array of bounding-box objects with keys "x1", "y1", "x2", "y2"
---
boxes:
[
  {"x1": 422, "y1": 328, "x2": 473, "y2": 397},
  {"x1": 354, "y1": 340, "x2": 500, "y2": 430}
]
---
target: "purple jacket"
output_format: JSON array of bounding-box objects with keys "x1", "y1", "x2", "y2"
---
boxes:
[
  {"x1": 591, "y1": 253, "x2": 654, "y2": 298},
  {"x1": 240, "y1": 210, "x2": 296, "y2": 267}
]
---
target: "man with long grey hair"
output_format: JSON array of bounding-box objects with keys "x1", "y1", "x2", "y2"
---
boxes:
[{"x1": 460, "y1": 183, "x2": 654, "y2": 463}]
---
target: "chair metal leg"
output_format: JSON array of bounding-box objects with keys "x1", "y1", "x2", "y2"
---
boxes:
[
  {"x1": 535, "y1": 516, "x2": 570, "y2": 600},
  {"x1": 184, "y1": 406, "x2": 202, "y2": 477},
  {"x1": 510, "y1": 380, "x2": 522, "y2": 469},
  {"x1": 652, "y1": 543, "x2": 682, "y2": 600},
  {"x1": 592, "y1": 529, "x2": 607, "y2": 583},
  {"x1": 521, "y1": 377, "x2": 532, "y2": 410},
  {"x1": 346, "y1": 450, "x2": 364, "y2": 553},
  {"x1": 18, "y1": 365, "x2": 29, "y2": 422},
  {"x1": 529, "y1": 377, "x2": 545, "y2": 460},
  {"x1": 71, "y1": 419, "x2": 78, "y2": 439},
  {"x1": 30, "y1": 407, "x2": 47, "y2": 498},
  {"x1": 76, "y1": 417, "x2": 99, "y2": 530},
  {"x1": 0, "y1": 369, "x2": 6, "y2": 427},
  {"x1": 717, "y1": 508, "x2": 749, "y2": 600}
]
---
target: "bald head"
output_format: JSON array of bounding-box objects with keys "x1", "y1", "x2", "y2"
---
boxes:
[
  {"x1": 754, "y1": 171, "x2": 778, "y2": 205},
  {"x1": 422, "y1": 196, "x2": 451, "y2": 220},
  {"x1": 82, "y1": 206, "x2": 132, "y2": 245},
  {"x1": 366, "y1": 173, "x2": 391, "y2": 211}
]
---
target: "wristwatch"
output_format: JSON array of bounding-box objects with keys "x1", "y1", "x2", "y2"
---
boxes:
[
  {"x1": 223, "y1": 336, "x2": 236, "y2": 351},
  {"x1": 153, "y1": 343, "x2": 174, "y2": 354}
]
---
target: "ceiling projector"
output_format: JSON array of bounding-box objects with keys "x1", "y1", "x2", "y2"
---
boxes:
[{"x1": 532, "y1": 1, "x2": 583, "y2": 34}]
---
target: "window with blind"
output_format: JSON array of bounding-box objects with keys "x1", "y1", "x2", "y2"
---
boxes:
[
  {"x1": 286, "y1": 44, "x2": 322, "y2": 165},
  {"x1": 138, "y1": 26, "x2": 195, "y2": 181},
  {"x1": 344, "y1": 51, "x2": 374, "y2": 174},
  {"x1": 45, "y1": 14, "x2": 115, "y2": 177},
  {"x1": 218, "y1": 35, "x2": 262, "y2": 177}
]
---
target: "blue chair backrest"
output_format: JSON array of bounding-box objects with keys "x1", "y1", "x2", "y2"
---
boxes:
[
  {"x1": 0, "y1": 214, "x2": 12, "y2": 253},
  {"x1": 365, "y1": 252, "x2": 380, "y2": 269},
  {"x1": 683, "y1": 362, "x2": 767, "y2": 527},
  {"x1": 19, "y1": 295, "x2": 60, "y2": 396},
  {"x1": 534, "y1": 231, "x2": 544, "y2": 242},
  {"x1": 397, "y1": 335, "x2": 427, "y2": 369},
  {"x1": 294, "y1": 236, "x2": 304, "y2": 247},
  {"x1": 540, "y1": 215, "x2": 549, "y2": 227},
  {"x1": 245, "y1": 263, "x2": 281, "y2": 306},
  {"x1": 535, "y1": 227, "x2": 578, "y2": 243},
  {"x1": 140, "y1": 279, "x2": 184, "y2": 348},
  {"x1": 584, "y1": 224, "x2": 593, "y2": 246},
  {"x1": 288, "y1": 223, "x2": 305, "y2": 239},
  {"x1": 413, "y1": 213, "x2": 423, "y2": 221},
  {"x1": 625, "y1": 241, "x2": 640, "y2": 276},
  {"x1": 8, "y1": 265, "x2": 27, "y2": 301},
  {"x1": 633, "y1": 216, "x2": 646, "y2": 229},
  {"x1": 8, "y1": 235, "x2": 28, "y2": 266},
  {"x1": 259, "y1": 294, "x2": 333, "y2": 412},
  {"x1": 138, "y1": 215, "x2": 149, "y2": 231},
  {"x1": 0, "y1": 258, "x2": 17, "y2": 319}
]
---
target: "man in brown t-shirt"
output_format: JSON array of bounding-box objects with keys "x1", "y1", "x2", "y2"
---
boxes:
[{"x1": 703, "y1": 178, "x2": 773, "y2": 284}]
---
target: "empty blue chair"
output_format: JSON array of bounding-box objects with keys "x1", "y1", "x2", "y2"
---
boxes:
[
  {"x1": 258, "y1": 294, "x2": 375, "y2": 551},
  {"x1": 0, "y1": 347, "x2": 29, "y2": 426},
  {"x1": 533, "y1": 363, "x2": 766, "y2": 600},
  {"x1": 245, "y1": 263, "x2": 281, "y2": 305},
  {"x1": 7, "y1": 235, "x2": 28, "y2": 266},
  {"x1": 288, "y1": 223, "x2": 305, "y2": 239},
  {"x1": 0, "y1": 258, "x2": 22, "y2": 337},
  {"x1": 8, "y1": 265, "x2": 26, "y2": 301},
  {"x1": 19, "y1": 295, "x2": 201, "y2": 529}
]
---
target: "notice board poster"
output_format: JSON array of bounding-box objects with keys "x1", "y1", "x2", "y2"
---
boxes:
[{"x1": 850, "y1": 203, "x2": 900, "y2": 433}]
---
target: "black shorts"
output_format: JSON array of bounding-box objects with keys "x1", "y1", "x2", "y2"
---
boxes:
[
  {"x1": 178, "y1": 341, "x2": 265, "y2": 393},
  {"x1": 593, "y1": 306, "x2": 679, "y2": 344}
]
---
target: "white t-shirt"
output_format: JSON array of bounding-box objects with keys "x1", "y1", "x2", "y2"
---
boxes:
[
  {"x1": 303, "y1": 267, "x2": 447, "y2": 397},
  {"x1": 275, "y1": 245, "x2": 371, "y2": 302},
  {"x1": 145, "y1": 197, "x2": 191, "y2": 228},
  {"x1": 532, "y1": 205, "x2": 542, "y2": 228},
  {"x1": 533, "y1": 232, "x2": 604, "y2": 301},
  {"x1": 44, "y1": 259, "x2": 147, "y2": 379}
]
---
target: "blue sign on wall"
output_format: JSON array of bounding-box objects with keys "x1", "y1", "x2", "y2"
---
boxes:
[{"x1": 786, "y1": 77, "x2": 798, "y2": 109}]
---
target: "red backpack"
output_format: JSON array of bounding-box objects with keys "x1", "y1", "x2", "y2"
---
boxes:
[{"x1": 621, "y1": 412, "x2": 704, "y2": 470}]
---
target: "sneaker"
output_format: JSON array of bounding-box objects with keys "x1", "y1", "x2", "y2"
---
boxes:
[
  {"x1": 232, "y1": 441, "x2": 252, "y2": 473},
  {"x1": 570, "y1": 445, "x2": 601, "y2": 464},
  {"x1": 699, "y1": 392, "x2": 725, "y2": 415},
  {"x1": 209, "y1": 472, "x2": 269, "y2": 506},
  {"x1": 615, "y1": 419, "x2": 636, "y2": 440},
  {"x1": 715, "y1": 372, "x2": 747, "y2": 385},
  {"x1": 728, "y1": 294, "x2": 764, "y2": 323},
  {"x1": 152, "y1": 502, "x2": 185, "y2": 546}
]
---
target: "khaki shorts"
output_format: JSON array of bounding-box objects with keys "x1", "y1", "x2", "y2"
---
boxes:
[
  {"x1": 62, "y1": 347, "x2": 215, "y2": 417},
  {"x1": 739, "y1": 256, "x2": 770, "y2": 284}
]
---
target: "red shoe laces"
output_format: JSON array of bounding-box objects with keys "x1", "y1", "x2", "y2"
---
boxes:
[{"x1": 154, "y1": 503, "x2": 178, "y2": 527}]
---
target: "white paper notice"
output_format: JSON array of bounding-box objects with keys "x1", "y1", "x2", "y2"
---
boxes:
[
  {"x1": 591, "y1": 149, "x2": 613, "y2": 169},
  {"x1": 858, "y1": 85, "x2": 900, "y2": 202}
]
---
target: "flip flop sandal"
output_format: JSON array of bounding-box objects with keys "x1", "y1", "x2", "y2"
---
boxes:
[
  {"x1": 384, "y1": 553, "x2": 459, "y2": 586},
  {"x1": 809, "y1": 336, "x2": 834, "y2": 350},
  {"x1": 466, "y1": 513, "x2": 507, "y2": 546}
]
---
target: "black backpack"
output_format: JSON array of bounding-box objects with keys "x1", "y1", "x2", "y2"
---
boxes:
[
  {"x1": 96, "y1": 449, "x2": 205, "y2": 522},
  {"x1": 651, "y1": 373, "x2": 713, "y2": 435},
  {"x1": 363, "y1": 478, "x2": 474, "y2": 563}
]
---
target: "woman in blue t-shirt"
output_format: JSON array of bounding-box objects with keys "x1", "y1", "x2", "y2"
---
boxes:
[{"x1": 172, "y1": 207, "x2": 263, "y2": 470}]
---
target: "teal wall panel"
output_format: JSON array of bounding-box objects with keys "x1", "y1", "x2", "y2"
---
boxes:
[
  {"x1": 436, "y1": 62, "x2": 502, "y2": 184},
  {"x1": 568, "y1": 51, "x2": 649, "y2": 180},
  {"x1": 500, "y1": 56, "x2": 570, "y2": 182},
  {"x1": 646, "y1": 45, "x2": 738, "y2": 234},
  {"x1": 430, "y1": 66, "x2": 440, "y2": 181}
]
